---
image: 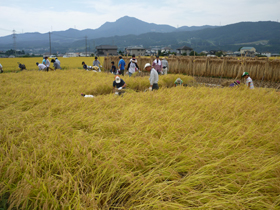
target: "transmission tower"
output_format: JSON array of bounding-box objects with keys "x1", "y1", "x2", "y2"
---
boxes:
[
  {"x1": 49, "y1": 32, "x2": 52, "y2": 56},
  {"x1": 13, "y1": 30, "x2": 16, "y2": 56},
  {"x1": 85, "y1": 36, "x2": 87, "y2": 57}
]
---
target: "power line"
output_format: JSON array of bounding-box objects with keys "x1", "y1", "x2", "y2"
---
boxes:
[
  {"x1": 13, "y1": 30, "x2": 16, "y2": 56},
  {"x1": 85, "y1": 36, "x2": 87, "y2": 57},
  {"x1": 49, "y1": 32, "x2": 52, "y2": 56}
]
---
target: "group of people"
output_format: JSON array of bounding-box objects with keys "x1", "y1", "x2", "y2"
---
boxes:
[
  {"x1": 109, "y1": 55, "x2": 169, "y2": 77},
  {"x1": 36, "y1": 57, "x2": 61, "y2": 71},
  {"x1": 82, "y1": 57, "x2": 102, "y2": 72}
]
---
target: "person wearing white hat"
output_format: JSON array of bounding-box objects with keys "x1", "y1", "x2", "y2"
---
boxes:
[
  {"x1": 113, "y1": 76, "x2": 127, "y2": 95},
  {"x1": 144, "y1": 63, "x2": 159, "y2": 91}
]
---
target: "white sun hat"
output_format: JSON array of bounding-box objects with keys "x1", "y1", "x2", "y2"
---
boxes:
[
  {"x1": 115, "y1": 76, "x2": 121, "y2": 83},
  {"x1": 144, "y1": 63, "x2": 151, "y2": 69}
]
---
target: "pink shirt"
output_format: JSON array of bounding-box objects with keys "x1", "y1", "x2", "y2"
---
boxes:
[{"x1": 152, "y1": 59, "x2": 162, "y2": 73}]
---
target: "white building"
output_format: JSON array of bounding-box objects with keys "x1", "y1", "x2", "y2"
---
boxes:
[
  {"x1": 125, "y1": 47, "x2": 146, "y2": 56},
  {"x1": 66, "y1": 52, "x2": 79, "y2": 57},
  {"x1": 261, "y1": 52, "x2": 271, "y2": 57},
  {"x1": 177, "y1": 46, "x2": 193, "y2": 56}
]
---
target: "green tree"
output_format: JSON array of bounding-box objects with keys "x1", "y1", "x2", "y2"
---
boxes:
[{"x1": 190, "y1": 51, "x2": 198, "y2": 56}]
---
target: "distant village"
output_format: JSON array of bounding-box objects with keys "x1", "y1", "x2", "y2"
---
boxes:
[{"x1": 0, "y1": 45, "x2": 279, "y2": 58}]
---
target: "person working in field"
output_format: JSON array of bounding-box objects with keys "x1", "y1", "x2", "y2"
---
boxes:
[
  {"x1": 152, "y1": 55, "x2": 162, "y2": 75},
  {"x1": 145, "y1": 63, "x2": 159, "y2": 91},
  {"x1": 36, "y1": 62, "x2": 47, "y2": 71},
  {"x1": 55, "y1": 57, "x2": 61, "y2": 66},
  {"x1": 51, "y1": 59, "x2": 62, "y2": 70},
  {"x1": 82, "y1": 61, "x2": 98, "y2": 71},
  {"x1": 127, "y1": 57, "x2": 140, "y2": 77},
  {"x1": 229, "y1": 80, "x2": 240, "y2": 87},
  {"x1": 110, "y1": 61, "x2": 117, "y2": 74},
  {"x1": 174, "y1": 78, "x2": 183, "y2": 87},
  {"x1": 42, "y1": 56, "x2": 52, "y2": 71},
  {"x1": 93, "y1": 57, "x2": 101, "y2": 72},
  {"x1": 130, "y1": 54, "x2": 137, "y2": 63},
  {"x1": 0, "y1": 63, "x2": 3, "y2": 73},
  {"x1": 242, "y1": 72, "x2": 254, "y2": 89},
  {"x1": 161, "y1": 57, "x2": 169, "y2": 75},
  {"x1": 118, "y1": 56, "x2": 126, "y2": 76},
  {"x1": 113, "y1": 76, "x2": 127, "y2": 95}
]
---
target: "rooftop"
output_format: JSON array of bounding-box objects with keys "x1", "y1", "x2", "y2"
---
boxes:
[
  {"x1": 96, "y1": 45, "x2": 118, "y2": 50},
  {"x1": 240, "y1": 47, "x2": 255, "y2": 50},
  {"x1": 177, "y1": 46, "x2": 193, "y2": 50}
]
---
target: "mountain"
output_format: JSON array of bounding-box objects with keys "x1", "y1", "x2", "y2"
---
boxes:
[
  {"x1": 0, "y1": 16, "x2": 215, "y2": 46},
  {"x1": 0, "y1": 18, "x2": 279, "y2": 54},
  {"x1": 69, "y1": 21, "x2": 280, "y2": 53},
  {"x1": 176, "y1": 25, "x2": 218, "y2": 31}
]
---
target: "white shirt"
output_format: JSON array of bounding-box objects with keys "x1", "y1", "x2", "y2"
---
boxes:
[
  {"x1": 149, "y1": 68, "x2": 159, "y2": 85},
  {"x1": 246, "y1": 77, "x2": 254, "y2": 89},
  {"x1": 56, "y1": 59, "x2": 60, "y2": 66},
  {"x1": 128, "y1": 61, "x2": 137, "y2": 73},
  {"x1": 38, "y1": 64, "x2": 46, "y2": 70},
  {"x1": 45, "y1": 59, "x2": 50, "y2": 67},
  {"x1": 0, "y1": 64, "x2": 2, "y2": 68}
]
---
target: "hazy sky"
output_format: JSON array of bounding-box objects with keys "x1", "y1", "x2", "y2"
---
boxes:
[{"x1": 0, "y1": 0, "x2": 279, "y2": 37}]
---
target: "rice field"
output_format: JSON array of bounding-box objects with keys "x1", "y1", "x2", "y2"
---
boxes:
[
  {"x1": 0, "y1": 57, "x2": 104, "y2": 72},
  {"x1": 0, "y1": 70, "x2": 280, "y2": 209}
]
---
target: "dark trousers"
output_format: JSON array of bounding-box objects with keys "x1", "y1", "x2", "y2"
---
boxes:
[
  {"x1": 152, "y1": 83, "x2": 159, "y2": 90},
  {"x1": 120, "y1": 70, "x2": 124, "y2": 76}
]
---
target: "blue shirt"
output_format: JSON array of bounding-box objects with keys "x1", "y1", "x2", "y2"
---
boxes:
[{"x1": 118, "y1": 59, "x2": 126, "y2": 70}]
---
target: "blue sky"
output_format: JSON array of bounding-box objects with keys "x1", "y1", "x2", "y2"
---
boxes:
[{"x1": 0, "y1": 0, "x2": 279, "y2": 37}]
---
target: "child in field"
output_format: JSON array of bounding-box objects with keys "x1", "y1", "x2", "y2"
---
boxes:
[
  {"x1": 174, "y1": 78, "x2": 183, "y2": 87},
  {"x1": 242, "y1": 72, "x2": 254, "y2": 89},
  {"x1": 42, "y1": 56, "x2": 51, "y2": 71},
  {"x1": 110, "y1": 61, "x2": 117, "y2": 74},
  {"x1": 93, "y1": 57, "x2": 101, "y2": 72},
  {"x1": 0, "y1": 63, "x2": 3, "y2": 73},
  {"x1": 229, "y1": 80, "x2": 240, "y2": 87},
  {"x1": 36, "y1": 62, "x2": 47, "y2": 71},
  {"x1": 51, "y1": 59, "x2": 62, "y2": 70}
]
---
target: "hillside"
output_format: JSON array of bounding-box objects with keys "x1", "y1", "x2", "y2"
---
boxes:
[
  {"x1": 0, "y1": 19, "x2": 279, "y2": 53},
  {"x1": 0, "y1": 16, "x2": 212, "y2": 46}
]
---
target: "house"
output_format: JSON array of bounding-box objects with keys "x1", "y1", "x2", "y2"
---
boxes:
[
  {"x1": 79, "y1": 52, "x2": 94, "y2": 57},
  {"x1": 271, "y1": 53, "x2": 280, "y2": 57},
  {"x1": 65, "y1": 52, "x2": 79, "y2": 57},
  {"x1": 240, "y1": 47, "x2": 256, "y2": 57},
  {"x1": 125, "y1": 47, "x2": 146, "y2": 56},
  {"x1": 96, "y1": 45, "x2": 118, "y2": 56},
  {"x1": 177, "y1": 46, "x2": 193, "y2": 56},
  {"x1": 261, "y1": 52, "x2": 271, "y2": 57}
]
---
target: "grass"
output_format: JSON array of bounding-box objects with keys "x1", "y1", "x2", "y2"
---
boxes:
[{"x1": 0, "y1": 70, "x2": 280, "y2": 209}]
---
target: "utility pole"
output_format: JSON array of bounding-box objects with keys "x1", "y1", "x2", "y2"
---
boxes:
[
  {"x1": 49, "y1": 32, "x2": 52, "y2": 56},
  {"x1": 13, "y1": 30, "x2": 16, "y2": 56},
  {"x1": 85, "y1": 36, "x2": 87, "y2": 57},
  {"x1": 93, "y1": 40, "x2": 95, "y2": 56}
]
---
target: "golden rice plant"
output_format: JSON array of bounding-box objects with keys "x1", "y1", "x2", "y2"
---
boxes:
[
  {"x1": 0, "y1": 57, "x2": 104, "y2": 72},
  {"x1": 0, "y1": 70, "x2": 280, "y2": 209}
]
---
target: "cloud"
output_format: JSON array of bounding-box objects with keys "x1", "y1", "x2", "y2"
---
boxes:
[{"x1": 0, "y1": 0, "x2": 279, "y2": 37}]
